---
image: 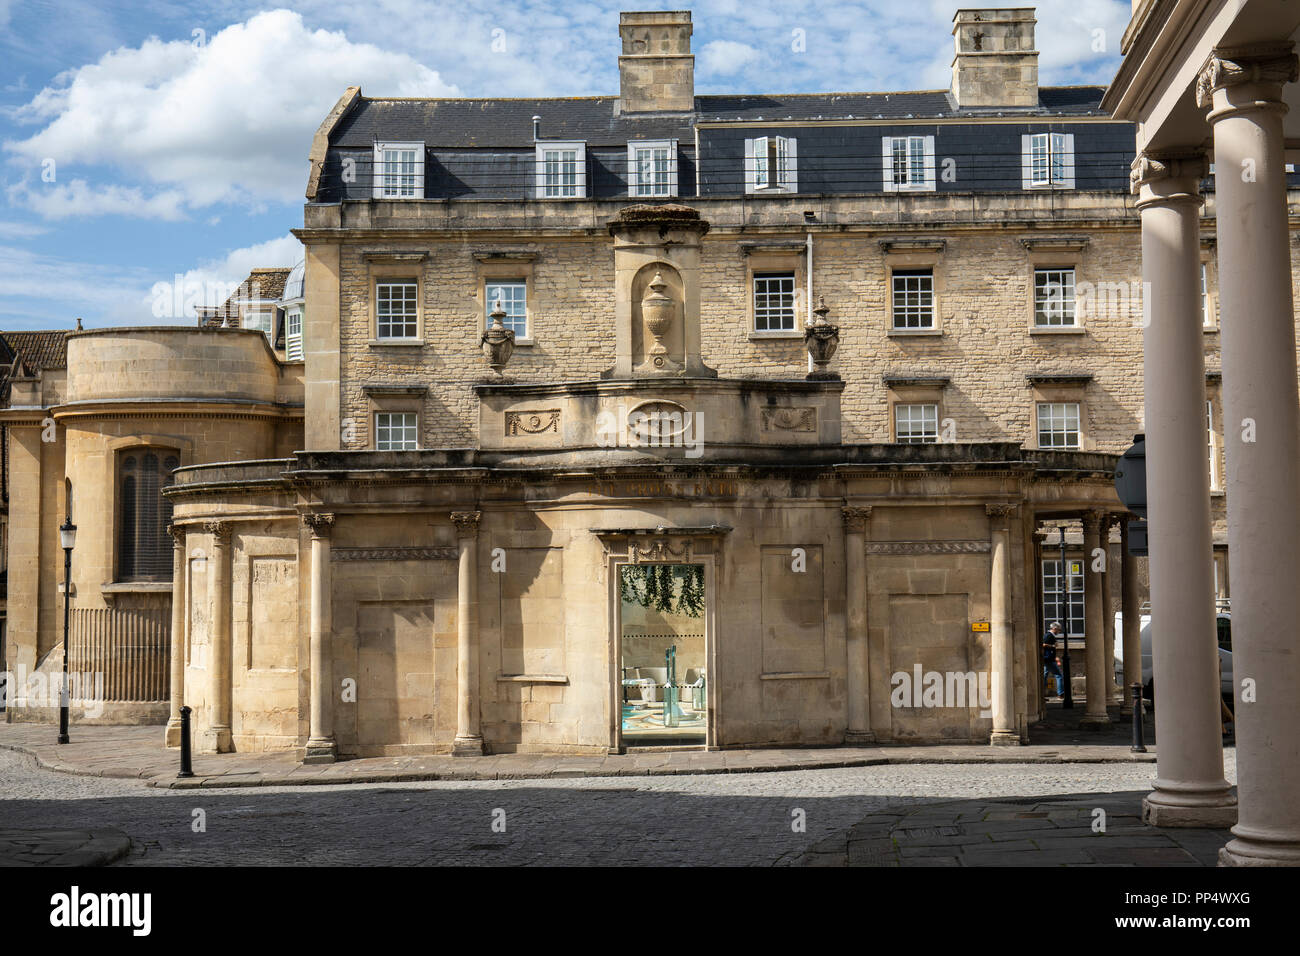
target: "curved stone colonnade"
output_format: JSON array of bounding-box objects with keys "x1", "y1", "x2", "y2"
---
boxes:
[{"x1": 165, "y1": 443, "x2": 1123, "y2": 757}]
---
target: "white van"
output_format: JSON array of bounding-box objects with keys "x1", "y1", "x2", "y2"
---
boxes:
[{"x1": 1113, "y1": 611, "x2": 1233, "y2": 701}]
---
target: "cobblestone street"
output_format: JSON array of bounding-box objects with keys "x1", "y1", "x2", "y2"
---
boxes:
[{"x1": 0, "y1": 748, "x2": 1234, "y2": 866}]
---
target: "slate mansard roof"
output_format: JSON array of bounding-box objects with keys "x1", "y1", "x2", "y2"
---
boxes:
[{"x1": 328, "y1": 88, "x2": 1111, "y2": 150}]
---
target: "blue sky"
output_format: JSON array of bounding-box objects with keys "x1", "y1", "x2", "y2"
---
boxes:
[{"x1": 0, "y1": 0, "x2": 1130, "y2": 330}]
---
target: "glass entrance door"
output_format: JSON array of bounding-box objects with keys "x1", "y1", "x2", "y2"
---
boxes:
[{"x1": 618, "y1": 563, "x2": 706, "y2": 746}]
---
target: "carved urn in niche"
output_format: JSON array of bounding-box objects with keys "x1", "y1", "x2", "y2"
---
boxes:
[
  {"x1": 641, "y1": 271, "x2": 681, "y2": 373},
  {"x1": 804, "y1": 295, "x2": 840, "y2": 380},
  {"x1": 481, "y1": 298, "x2": 516, "y2": 374}
]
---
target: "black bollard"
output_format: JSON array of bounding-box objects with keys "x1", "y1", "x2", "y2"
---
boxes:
[
  {"x1": 1130, "y1": 682, "x2": 1147, "y2": 753},
  {"x1": 178, "y1": 705, "x2": 195, "y2": 778}
]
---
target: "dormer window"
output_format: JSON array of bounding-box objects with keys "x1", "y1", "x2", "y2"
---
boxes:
[
  {"x1": 243, "y1": 310, "x2": 273, "y2": 343},
  {"x1": 628, "y1": 140, "x2": 677, "y2": 197},
  {"x1": 745, "y1": 136, "x2": 797, "y2": 193},
  {"x1": 535, "y1": 141, "x2": 587, "y2": 198},
  {"x1": 372, "y1": 141, "x2": 425, "y2": 199},
  {"x1": 882, "y1": 135, "x2": 936, "y2": 192},
  {"x1": 1022, "y1": 133, "x2": 1074, "y2": 189}
]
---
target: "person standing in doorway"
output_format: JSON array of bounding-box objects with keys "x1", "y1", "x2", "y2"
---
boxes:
[{"x1": 1043, "y1": 622, "x2": 1065, "y2": 698}]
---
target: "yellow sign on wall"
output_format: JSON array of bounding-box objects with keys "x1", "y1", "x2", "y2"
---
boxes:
[{"x1": 971, "y1": 622, "x2": 991, "y2": 632}]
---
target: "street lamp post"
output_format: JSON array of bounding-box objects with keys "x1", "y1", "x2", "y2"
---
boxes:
[
  {"x1": 1059, "y1": 525, "x2": 1074, "y2": 709},
  {"x1": 57, "y1": 516, "x2": 77, "y2": 745}
]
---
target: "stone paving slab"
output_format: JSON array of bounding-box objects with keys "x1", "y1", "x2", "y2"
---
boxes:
[
  {"x1": 0, "y1": 828, "x2": 131, "y2": 867},
  {"x1": 0, "y1": 724, "x2": 1164, "y2": 790},
  {"x1": 793, "y1": 795, "x2": 1231, "y2": 866}
]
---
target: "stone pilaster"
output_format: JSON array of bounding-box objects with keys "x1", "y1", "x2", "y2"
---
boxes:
[
  {"x1": 164, "y1": 524, "x2": 187, "y2": 748},
  {"x1": 303, "y1": 513, "x2": 337, "y2": 764},
  {"x1": 1079, "y1": 510, "x2": 1111, "y2": 728},
  {"x1": 202, "y1": 520, "x2": 233, "y2": 754},
  {"x1": 1119, "y1": 519, "x2": 1141, "y2": 720},
  {"x1": 986, "y1": 504, "x2": 1018, "y2": 745},
  {"x1": 1200, "y1": 44, "x2": 1300, "y2": 859},
  {"x1": 1133, "y1": 144, "x2": 1235, "y2": 825},
  {"x1": 842, "y1": 506, "x2": 874, "y2": 744},
  {"x1": 451, "y1": 511, "x2": 484, "y2": 756}
]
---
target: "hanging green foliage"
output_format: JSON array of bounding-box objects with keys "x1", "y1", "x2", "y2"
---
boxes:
[
  {"x1": 619, "y1": 564, "x2": 705, "y2": 618},
  {"x1": 654, "y1": 564, "x2": 675, "y2": 613},
  {"x1": 677, "y1": 565, "x2": 704, "y2": 617}
]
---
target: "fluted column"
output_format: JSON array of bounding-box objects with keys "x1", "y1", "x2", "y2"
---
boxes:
[
  {"x1": 303, "y1": 513, "x2": 336, "y2": 764},
  {"x1": 842, "y1": 506, "x2": 874, "y2": 744},
  {"x1": 1132, "y1": 147, "x2": 1235, "y2": 824},
  {"x1": 987, "y1": 504, "x2": 1017, "y2": 745},
  {"x1": 164, "y1": 525, "x2": 187, "y2": 748},
  {"x1": 1200, "y1": 45, "x2": 1300, "y2": 861},
  {"x1": 1080, "y1": 511, "x2": 1110, "y2": 728},
  {"x1": 202, "y1": 520, "x2": 233, "y2": 754},
  {"x1": 1120, "y1": 519, "x2": 1141, "y2": 717},
  {"x1": 451, "y1": 511, "x2": 484, "y2": 756}
]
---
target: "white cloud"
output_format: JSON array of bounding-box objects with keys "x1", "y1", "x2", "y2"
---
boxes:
[
  {"x1": 0, "y1": 220, "x2": 48, "y2": 239},
  {"x1": 699, "y1": 40, "x2": 762, "y2": 76},
  {"x1": 149, "y1": 233, "x2": 302, "y2": 320},
  {"x1": 8, "y1": 179, "x2": 188, "y2": 220},
  {"x1": 4, "y1": 9, "x2": 459, "y2": 216}
]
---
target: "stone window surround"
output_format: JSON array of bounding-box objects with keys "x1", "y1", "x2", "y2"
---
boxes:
[
  {"x1": 475, "y1": 252, "x2": 537, "y2": 346},
  {"x1": 742, "y1": 246, "x2": 805, "y2": 339},
  {"x1": 363, "y1": 385, "x2": 427, "y2": 450},
  {"x1": 108, "y1": 433, "x2": 193, "y2": 588},
  {"x1": 366, "y1": 253, "x2": 428, "y2": 347},
  {"x1": 884, "y1": 375, "x2": 949, "y2": 442},
  {"x1": 1022, "y1": 238, "x2": 1089, "y2": 335},
  {"x1": 881, "y1": 240, "x2": 945, "y2": 337},
  {"x1": 1206, "y1": 372, "x2": 1224, "y2": 495},
  {"x1": 1028, "y1": 376, "x2": 1091, "y2": 450},
  {"x1": 1201, "y1": 236, "x2": 1219, "y2": 331}
]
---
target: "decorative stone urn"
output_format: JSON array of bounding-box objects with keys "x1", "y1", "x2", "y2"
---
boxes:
[
  {"x1": 640, "y1": 271, "x2": 680, "y2": 373},
  {"x1": 804, "y1": 295, "x2": 840, "y2": 379},
  {"x1": 481, "y1": 298, "x2": 516, "y2": 375}
]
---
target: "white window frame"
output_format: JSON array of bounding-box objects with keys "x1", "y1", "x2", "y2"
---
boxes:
[
  {"x1": 1207, "y1": 398, "x2": 1218, "y2": 490},
  {"x1": 243, "y1": 310, "x2": 273, "y2": 343},
  {"x1": 285, "y1": 308, "x2": 303, "y2": 362},
  {"x1": 485, "y1": 279, "x2": 528, "y2": 339},
  {"x1": 535, "y1": 141, "x2": 587, "y2": 199},
  {"x1": 894, "y1": 403, "x2": 939, "y2": 443},
  {"x1": 1202, "y1": 262, "x2": 1214, "y2": 328},
  {"x1": 1036, "y1": 402, "x2": 1081, "y2": 450},
  {"x1": 1022, "y1": 132, "x2": 1075, "y2": 189},
  {"x1": 1042, "y1": 558, "x2": 1086, "y2": 638},
  {"x1": 372, "y1": 141, "x2": 425, "y2": 199},
  {"x1": 882, "y1": 134, "x2": 936, "y2": 192},
  {"x1": 752, "y1": 271, "x2": 797, "y2": 332},
  {"x1": 1033, "y1": 268, "x2": 1077, "y2": 327},
  {"x1": 891, "y1": 269, "x2": 935, "y2": 330},
  {"x1": 627, "y1": 139, "x2": 678, "y2": 197},
  {"x1": 744, "y1": 136, "x2": 798, "y2": 194},
  {"x1": 374, "y1": 411, "x2": 419, "y2": 451},
  {"x1": 375, "y1": 280, "x2": 420, "y2": 342}
]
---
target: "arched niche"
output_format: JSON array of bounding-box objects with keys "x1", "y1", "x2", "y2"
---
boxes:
[{"x1": 631, "y1": 262, "x2": 685, "y2": 375}]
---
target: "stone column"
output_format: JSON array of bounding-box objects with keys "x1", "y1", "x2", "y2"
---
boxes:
[
  {"x1": 987, "y1": 504, "x2": 1017, "y2": 745},
  {"x1": 1132, "y1": 148, "x2": 1235, "y2": 824},
  {"x1": 203, "y1": 520, "x2": 233, "y2": 754},
  {"x1": 842, "y1": 506, "x2": 874, "y2": 744},
  {"x1": 1120, "y1": 519, "x2": 1141, "y2": 718},
  {"x1": 1080, "y1": 511, "x2": 1110, "y2": 728},
  {"x1": 1200, "y1": 46, "x2": 1300, "y2": 861},
  {"x1": 164, "y1": 525, "x2": 187, "y2": 748},
  {"x1": 303, "y1": 513, "x2": 336, "y2": 764},
  {"x1": 451, "y1": 511, "x2": 484, "y2": 756},
  {"x1": 1100, "y1": 514, "x2": 1120, "y2": 709}
]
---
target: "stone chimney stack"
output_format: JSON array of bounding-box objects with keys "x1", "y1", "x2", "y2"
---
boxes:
[
  {"x1": 616, "y1": 10, "x2": 694, "y2": 114},
  {"x1": 951, "y1": 8, "x2": 1039, "y2": 108}
]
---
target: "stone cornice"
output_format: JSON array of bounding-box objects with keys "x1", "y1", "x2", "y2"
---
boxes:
[{"x1": 1018, "y1": 237, "x2": 1089, "y2": 252}]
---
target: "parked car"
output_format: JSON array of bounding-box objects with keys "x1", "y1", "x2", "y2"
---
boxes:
[{"x1": 1113, "y1": 611, "x2": 1232, "y2": 704}]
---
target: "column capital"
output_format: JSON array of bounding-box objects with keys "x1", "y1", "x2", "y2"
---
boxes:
[
  {"x1": 167, "y1": 523, "x2": 187, "y2": 547},
  {"x1": 1081, "y1": 509, "x2": 1106, "y2": 533},
  {"x1": 841, "y1": 505, "x2": 872, "y2": 533},
  {"x1": 204, "y1": 520, "x2": 232, "y2": 543},
  {"x1": 1196, "y1": 43, "x2": 1299, "y2": 111},
  {"x1": 1131, "y1": 151, "x2": 1207, "y2": 206},
  {"x1": 985, "y1": 503, "x2": 1016, "y2": 519},
  {"x1": 451, "y1": 511, "x2": 482, "y2": 538},
  {"x1": 302, "y1": 512, "x2": 336, "y2": 539}
]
